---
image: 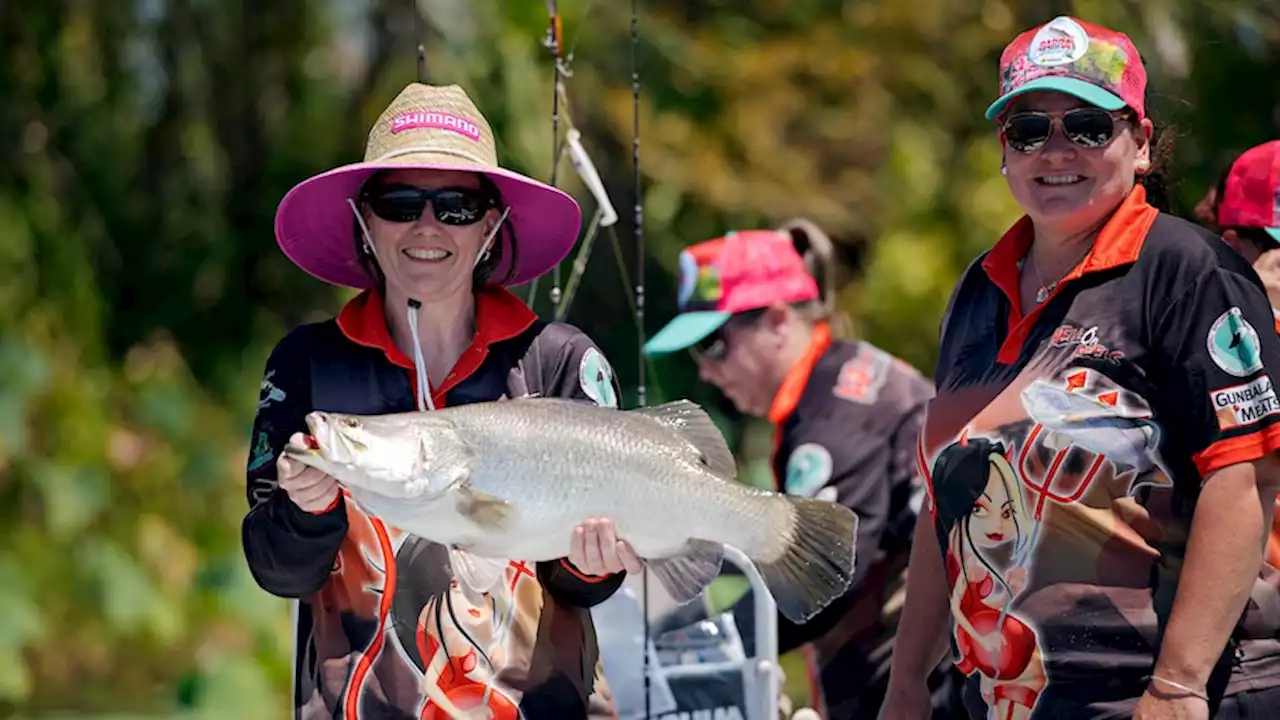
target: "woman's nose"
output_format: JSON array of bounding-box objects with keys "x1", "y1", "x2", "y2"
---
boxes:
[{"x1": 1040, "y1": 126, "x2": 1078, "y2": 161}]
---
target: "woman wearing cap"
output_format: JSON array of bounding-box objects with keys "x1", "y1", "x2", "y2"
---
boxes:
[
  {"x1": 240, "y1": 83, "x2": 639, "y2": 720},
  {"x1": 880, "y1": 16, "x2": 1280, "y2": 720},
  {"x1": 1193, "y1": 140, "x2": 1280, "y2": 572},
  {"x1": 1195, "y1": 141, "x2": 1280, "y2": 322},
  {"x1": 642, "y1": 223, "x2": 962, "y2": 719}
]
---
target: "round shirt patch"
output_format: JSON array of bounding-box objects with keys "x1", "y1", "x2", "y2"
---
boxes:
[
  {"x1": 785, "y1": 443, "x2": 833, "y2": 498},
  {"x1": 1207, "y1": 307, "x2": 1263, "y2": 377},
  {"x1": 579, "y1": 347, "x2": 618, "y2": 408}
]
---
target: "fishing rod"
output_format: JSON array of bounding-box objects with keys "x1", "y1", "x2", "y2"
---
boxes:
[
  {"x1": 415, "y1": 4, "x2": 426, "y2": 82},
  {"x1": 628, "y1": 0, "x2": 651, "y2": 716},
  {"x1": 540, "y1": 1, "x2": 565, "y2": 309}
]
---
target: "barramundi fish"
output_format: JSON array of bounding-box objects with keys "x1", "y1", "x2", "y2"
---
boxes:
[{"x1": 284, "y1": 397, "x2": 858, "y2": 624}]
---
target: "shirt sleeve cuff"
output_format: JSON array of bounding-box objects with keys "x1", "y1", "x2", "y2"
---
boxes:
[
  {"x1": 1192, "y1": 425, "x2": 1280, "y2": 477},
  {"x1": 559, "y1": 558, "x2": 614, "y2": 583}
]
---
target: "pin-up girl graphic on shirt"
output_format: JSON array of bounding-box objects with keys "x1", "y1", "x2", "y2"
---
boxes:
[
  {"x1": 931, "y1": 438, "x2": 1047, "y2": 720},
  {"x1": 392, "y1": 537, "x2": 520, "y2": 720}
]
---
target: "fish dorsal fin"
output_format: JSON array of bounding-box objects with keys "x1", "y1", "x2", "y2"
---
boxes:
[{"x1": 629, "y1": 400, "x2": 737, "y2": 479}]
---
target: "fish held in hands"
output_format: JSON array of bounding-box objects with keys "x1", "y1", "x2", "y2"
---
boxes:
[{"x1": 284, "y1": 397, "x2": 859, "y2": 624}]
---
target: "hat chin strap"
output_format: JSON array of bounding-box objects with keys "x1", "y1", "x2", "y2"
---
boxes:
[{"x1": 345, "y1": 199, "x2": 511, "y2": 412}]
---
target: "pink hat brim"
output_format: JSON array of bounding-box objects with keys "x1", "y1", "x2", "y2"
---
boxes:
[{"x1": 273, "y1": 161, "x2": 582, "y2": 289}]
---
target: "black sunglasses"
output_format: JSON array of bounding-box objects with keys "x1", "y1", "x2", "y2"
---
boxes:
[
  {"x1": 690, "y1": 309, "x2": 767, "y2": 363},
  {"x1": 1001, "y1": 107, "x2": 1130, "y2": 154},
  {"x1": 363, "y1": 185, "x2": 496, "y2": 226}
]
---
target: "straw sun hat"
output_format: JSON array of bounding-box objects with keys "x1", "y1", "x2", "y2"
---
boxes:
[{"x1": 273, "y1": 83, "x2": 583, "y2": 289}]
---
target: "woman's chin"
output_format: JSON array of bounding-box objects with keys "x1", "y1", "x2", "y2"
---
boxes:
[{"x1": 388, "y1": 266, "x2": 468, "y2": 300}]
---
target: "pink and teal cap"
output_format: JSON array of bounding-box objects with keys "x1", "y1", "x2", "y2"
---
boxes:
[
  {"x1": 643, "y1": 229, "x2": 820, "y2": 356},
  {"x1": 985, "y1": 16, "x2": 1147, "y2": 121},
  {"x1": 1217, "y1": 140, "x2": 1280, "y2": 243}
]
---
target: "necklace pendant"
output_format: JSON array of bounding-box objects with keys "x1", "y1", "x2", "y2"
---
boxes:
[{"x1": 1035, "y1": 285, "x2": 1052, "y2": 304}]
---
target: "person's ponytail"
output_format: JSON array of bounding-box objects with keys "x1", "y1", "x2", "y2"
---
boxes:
[{"x1": 777, "y1": 218, "x2": 853, "y2": 337}]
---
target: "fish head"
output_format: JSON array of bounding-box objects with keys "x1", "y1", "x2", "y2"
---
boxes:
[
  {"x1": 1021, "y1": 380, "x2": 1078, "y2": 418},
  {"x1": 297, "y1": 411, "x2": 471, "y2": 499}
]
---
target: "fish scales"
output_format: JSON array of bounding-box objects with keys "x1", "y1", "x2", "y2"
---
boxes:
[
  {"x1": 286, "y1": 397, "x2": 860, "y2": 626},
  {"x1": 444, "y1": 400, "x2": 789, "y2": 560}
]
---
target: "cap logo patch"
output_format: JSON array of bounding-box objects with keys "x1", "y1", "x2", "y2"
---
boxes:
[
  {"x1": 1028, "y1": 16, "x2": 1090, "y2": 67},
  {"x1": 390, "y1": 110, "x2": 481, "y2": 141}
]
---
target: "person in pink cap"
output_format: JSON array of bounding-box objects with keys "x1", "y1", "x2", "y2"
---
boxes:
[
  {"x1": 882, "y1": 16, "x2": 1280, "y2": 720},
  {"x1": 644, "y1": 224, "x2": 962, "y2": 719},
  {"x1": 241, "y1": 82, "x2": 638, "y2": 720},
  {"x1": 1197, "y1": 141, "x2": 1280, "y2": 322},
  {"x1": 1195, "y1": 140, "x2": 1280, "y2": 583}
]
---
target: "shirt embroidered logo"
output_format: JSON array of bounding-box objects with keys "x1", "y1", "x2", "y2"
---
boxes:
[
  {"x1": 785, "y1": 443, "x2": 834, "y2": 498},
  {"x1": 1207, "y1": 307, "x2": 1264, "y2": 377},
  {"x1": 579, "y1": 347, "x2": 618, "y2": 408}
]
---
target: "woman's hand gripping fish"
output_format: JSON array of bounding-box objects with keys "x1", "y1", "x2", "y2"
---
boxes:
[{"x1": 284, "y1": 397, "x2": 859, "y2": 625}]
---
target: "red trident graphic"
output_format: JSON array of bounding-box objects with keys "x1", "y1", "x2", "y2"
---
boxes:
[{"x1": 1017, "y1": 370, "x2": 1106, "y2": 520}]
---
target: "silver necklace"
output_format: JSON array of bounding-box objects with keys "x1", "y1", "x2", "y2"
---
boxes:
[{"x1": 1022, "y1": 253, "x2": 1055, "y2": 304}]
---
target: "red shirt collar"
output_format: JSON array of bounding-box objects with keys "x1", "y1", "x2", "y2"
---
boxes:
[
  {"x1": 336, "y1": 284, "x2": 537, "y2": 377},
  {"x1": 981, "y1": 184, "x2": 1159, "y2": 321},
  {"x1": 767, "y1": 321, "x2": 833, "y2": 424}
]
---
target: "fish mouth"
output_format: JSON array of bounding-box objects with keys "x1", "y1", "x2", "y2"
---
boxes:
[{"x1": 304, "y1": 412, "x2": 328, "y2": 440}]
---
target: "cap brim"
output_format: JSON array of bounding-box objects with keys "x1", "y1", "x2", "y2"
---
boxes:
[
  {"x1": 642, "y1": 312, "x2": 731, "y2": 356},
  {"x1": 985, "y1": 77, "x2": 1127, "y2": 120}
]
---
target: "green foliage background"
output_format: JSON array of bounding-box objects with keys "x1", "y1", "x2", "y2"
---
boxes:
[{"x1": 0, "y1": 0, "x2": 1276, "y2": 715}]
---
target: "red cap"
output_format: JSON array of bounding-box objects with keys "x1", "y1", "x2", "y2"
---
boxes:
[
  {"x1": 986, "y1": 16, "x2": 1147, "y2": 122},
  {"x1": 1217, "y1": 141, "x2": 1280, "y2": 240},
  {"x1": 643, "y1": 230, "x2": 820, "y2": 355}
]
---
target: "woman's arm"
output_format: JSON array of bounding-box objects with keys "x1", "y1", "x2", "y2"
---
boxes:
[
  {"x1": 1141, "y1": 260, "x2": 1280, "y2": 710},
  {"x1": 1150, "y1": 455, "x2": 1280, "y2": 693},
  {"x1": 241, "y1": 332, "x2": 348, "y2": 598},
  {"x1": 884, "y1": 515, "x2": 954, "y2": 694}
]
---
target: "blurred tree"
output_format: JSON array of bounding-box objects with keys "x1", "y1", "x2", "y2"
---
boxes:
[{"x1": 0, "y1": 0, "x2": 1275, "y2": 714}]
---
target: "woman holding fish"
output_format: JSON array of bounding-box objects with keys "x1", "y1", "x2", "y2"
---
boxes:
[
  {"x1": 240, "y1": 82, "x2": 641, "y2": 720},
  {"x1": 643, "y1": 223, "x2": 964, "y2": 719},
  {"x1": 882, "y1": 16, "x2": 1280, "y2": 720}
]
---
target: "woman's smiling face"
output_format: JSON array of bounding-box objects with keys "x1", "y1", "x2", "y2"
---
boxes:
[{"x1": 1001, "y1": 90, "x2": 1153, "y2": 238}]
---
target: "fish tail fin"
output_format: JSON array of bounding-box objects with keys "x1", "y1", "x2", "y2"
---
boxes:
[{"x1": 754, "y1": 496, "x2": 858, "y2": 624}]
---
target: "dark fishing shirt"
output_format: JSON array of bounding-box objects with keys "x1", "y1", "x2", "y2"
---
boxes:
[
  {"x1": 919, "y1": 185, "x2": 1280, "y2": 718},
  {"x1": 241, "y1": 284, "x2": 626, "y2": 720},
  {"x1": 726, "y1": 322, "x2": 956, "y2": 718}
]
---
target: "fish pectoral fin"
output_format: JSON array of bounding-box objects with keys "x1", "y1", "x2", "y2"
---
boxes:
[
  {"x1": 456, "y1": 487, "x2": 514, "y2": 531},
  {"x1": 448, "y1": 546, "x2": 508, "y2": 602},
  {"x1": 629, "y1": 400, "x2": 737, "y2": 478},
  {"x1": 646, "y1": 539, "x2": 725, "y2": 606}
]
